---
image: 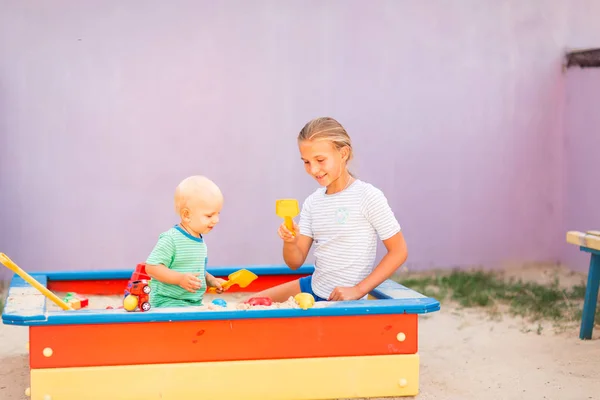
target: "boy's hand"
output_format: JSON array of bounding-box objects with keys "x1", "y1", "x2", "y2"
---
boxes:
[
  {"x1": 207, "y1": 276, "x2": 228, "y2": 293},
  {"x1": 278, "y1": 221, "x2": 299, "y2": 243},
  {"x1": 178, "y1": 273, "x2": 202, "y2": 293}
]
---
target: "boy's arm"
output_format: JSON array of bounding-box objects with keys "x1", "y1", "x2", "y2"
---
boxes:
[
  {"x1": 146, "y1": 263, "x2": 201, "y2": 293},
  {"x1": 146, "y1": 264, "x2": 186, "y2": 285},
  {"x1": 205, "y1": 272, "x2": 227, "y2": 293},
  {"x1": 205, "y1": 272, "x2": 218, "y2": 286},
  {"x1": 145, "y1": 234, "x2": 201, "y2": 293}
]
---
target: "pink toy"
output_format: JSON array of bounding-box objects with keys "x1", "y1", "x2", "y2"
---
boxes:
[{"x1": 245, "y1": 296, "x2": 273, "y2": 306}]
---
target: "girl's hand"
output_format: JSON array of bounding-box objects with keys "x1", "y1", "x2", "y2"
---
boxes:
[
  {"x1": 278, "y1": 221, "x2": 299, "y2": 243},
  {"x1": 328, "y1": 286, "x2": 365, "y2": 301},
  {"x1": 207, "y1": 276, "x2": 228, "y2": 293},
  {"x1": 178, "y1": 273, "x2": 202, "y2": 293}
]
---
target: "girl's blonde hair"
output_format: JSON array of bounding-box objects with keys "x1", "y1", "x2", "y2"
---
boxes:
[{"x1": 297, "y1": 117, "x2": 354, "y2": 164}]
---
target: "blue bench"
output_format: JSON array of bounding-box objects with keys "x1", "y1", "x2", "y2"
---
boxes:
[{"x1": 566, "y1": 230, "x2": 600, "y2": 340}]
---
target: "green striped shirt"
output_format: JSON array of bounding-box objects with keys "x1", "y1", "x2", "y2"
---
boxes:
[{"x1": 145, "y1": 225, "x2": 208, "y2": 308}]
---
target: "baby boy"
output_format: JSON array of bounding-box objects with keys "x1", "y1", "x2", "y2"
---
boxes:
[{"x1": 144, "y1": 175, "x2": 226, "y2": 308}]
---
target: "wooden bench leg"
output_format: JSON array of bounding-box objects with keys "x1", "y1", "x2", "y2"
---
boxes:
[{"x1": 580, "y1": 253, "x2": 600, "y2": 340}]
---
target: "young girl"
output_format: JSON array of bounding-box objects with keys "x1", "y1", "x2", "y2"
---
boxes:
[{"x1": 256, "y1": 116, "x2": 408, "y2": 302}]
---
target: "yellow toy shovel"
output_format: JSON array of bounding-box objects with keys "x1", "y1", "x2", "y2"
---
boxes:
[
  {"x1": 0, "y1": 253, "x2": 73, "y2": 310},
  {"x1": 276, "y1": 199, "x2": 299, "y2": 235},
  {"x1": 207, "y1": 269, "x2": 258, "y2": 293}
]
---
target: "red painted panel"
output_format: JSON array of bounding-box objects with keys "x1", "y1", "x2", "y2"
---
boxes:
[
  {"x1": 47, "y1": 274, "x2": 309, "y2": 295},
  {"x1": 48, "y1": 279, "x2": 128, "y2": 295},
  {"x1": 29, "y1": 314, "x2": 418, "y2": 368}
]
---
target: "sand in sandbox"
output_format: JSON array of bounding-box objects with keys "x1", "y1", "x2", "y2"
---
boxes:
[{"x1": 47, "y1": 291, "x2": 300, "y2": 312}]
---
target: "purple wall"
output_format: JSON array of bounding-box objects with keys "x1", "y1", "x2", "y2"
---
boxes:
[
  {"x1": 561, "y1": 68, "x2": 600, "y2": 271},
  {"x1": 0, "y1": 2, "x2": 599, "y2": 279}
]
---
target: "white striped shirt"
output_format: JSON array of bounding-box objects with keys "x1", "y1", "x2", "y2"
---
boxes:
[{"x1": 298, "y1": 179, "x2": 401, "y2": 299}]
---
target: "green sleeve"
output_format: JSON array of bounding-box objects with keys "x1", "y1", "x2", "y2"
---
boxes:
[{"x1": 146, "y1": 233, "x2": 175, "y2": 268}]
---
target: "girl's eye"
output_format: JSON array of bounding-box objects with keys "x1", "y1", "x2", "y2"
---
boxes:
[{"x1": 317, "y1": 159, "x2": 325, "y2": 163}]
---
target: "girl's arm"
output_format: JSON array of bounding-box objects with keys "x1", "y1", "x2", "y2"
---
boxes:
[
  {"x1": 283, "y1": 233, "x2": 313, "y2": 270},
  {"x1": 329, "y1": 186, "x2": 407, "y2": 301},
  {"x1": 281, "y1": 196, "x2": 314, "y2": 270},
  {"x1": 328, "y1": 232, "x2": 407, "y2": 301},
  {"x1": 355, "y1": 231, "x2": 407, "y2": 295}
]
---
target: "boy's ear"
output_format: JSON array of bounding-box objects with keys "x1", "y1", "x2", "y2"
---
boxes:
[{"x1": 181, "y1": 208, "x2": 190, "y2": 220}]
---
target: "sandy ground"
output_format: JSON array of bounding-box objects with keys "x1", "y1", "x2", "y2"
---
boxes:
[{"x1": 1, "y1": 265, "x2": 599, "y2": 400}]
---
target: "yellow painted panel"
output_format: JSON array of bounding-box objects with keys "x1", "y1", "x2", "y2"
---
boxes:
[
  {"x1": 31, "y1": 354, "x2": 419, "y2": 400},
  {"x1": 566, "y1": 230, "x2": 600, "y2": 251}
]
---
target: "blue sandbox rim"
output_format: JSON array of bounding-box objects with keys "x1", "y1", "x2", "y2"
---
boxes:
[{"x1": 2, "y1": 264, "x2": 440, "y2": 326}]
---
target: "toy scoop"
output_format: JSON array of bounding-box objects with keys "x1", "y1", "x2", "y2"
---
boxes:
[
  {"x1": 0, "y1": 253, "x2": 73, "y2": 310},
  {"x1": 207, "y1": 269, "x2": 258, "y2": 293},
  {"x1": 276, "y1": 199, "x2": 300, "y2": 235}
]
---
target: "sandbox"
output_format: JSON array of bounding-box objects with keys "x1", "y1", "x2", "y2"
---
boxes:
[{"x1": 1, "y1": 265, "x2": 440, "y2": 400}]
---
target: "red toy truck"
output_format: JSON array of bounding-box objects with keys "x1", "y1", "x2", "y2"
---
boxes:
[
  {"x1": 123, "y1": 263, "x2": 152, "y2": 312},
  {"x1": 125, "y1": 280, "x2": 151, "y2": 311},
  {"x1": 129, "y1": 263, "x2": 151, "y2": 283}
]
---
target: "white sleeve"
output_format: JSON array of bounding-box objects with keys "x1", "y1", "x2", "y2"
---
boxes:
[
  {"x1": 298, "y1": 195, "x2": 313, "y2": 238},
  {"x1": 362, "y1": 186, "x2": 401, "y2": 240}
]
